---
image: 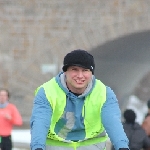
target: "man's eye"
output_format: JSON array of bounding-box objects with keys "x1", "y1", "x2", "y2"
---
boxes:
[{"x1": 84, "y1": 69, "x2": 89, "y2": 72}]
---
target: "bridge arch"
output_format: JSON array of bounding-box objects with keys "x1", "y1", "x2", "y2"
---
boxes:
[{"x1": 91, "y1": 30, "x2": 150, "y2": 107}]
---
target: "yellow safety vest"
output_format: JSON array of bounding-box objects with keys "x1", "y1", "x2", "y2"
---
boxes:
[{"x1": 35, "y1": 78, "x2": 108, "y2": 150}]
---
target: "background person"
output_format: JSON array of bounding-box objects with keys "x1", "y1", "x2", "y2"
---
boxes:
[
  {"x1": 0, "y1": 89, "x2": 23, "y2": 150},
  {"x1": 142, "y1": 99, "x2": 150, "y2": 136},
  {"x1": 30, "y1": 49, "x2": 129, "y2": 150},
  {"x1": 112, "y1": 109, "x2": 150, "y2": 150}
]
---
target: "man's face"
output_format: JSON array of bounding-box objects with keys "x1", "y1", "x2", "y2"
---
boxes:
[
  {"x1": 0, "y1": 90, "x2": 9, "y2": 104},
  {"x1": 65, "y1": 66, "x2": 92, "y2": 94}
]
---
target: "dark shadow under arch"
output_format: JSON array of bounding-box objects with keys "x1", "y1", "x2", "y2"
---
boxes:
[{"x1": 91, "y1": 30, "x2": 150, "y2": 107}]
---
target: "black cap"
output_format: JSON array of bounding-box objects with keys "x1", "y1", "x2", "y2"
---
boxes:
[{"x1": 62, "y1": 49, "x2": 95, "y2": 74}]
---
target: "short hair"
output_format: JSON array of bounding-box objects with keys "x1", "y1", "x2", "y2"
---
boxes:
[
  {"x1": 147, "y1": 99, "x2": 150, "y2": 109},
  {"x1": 123, "y1": 109, "x2": 136, "y2": 124}
]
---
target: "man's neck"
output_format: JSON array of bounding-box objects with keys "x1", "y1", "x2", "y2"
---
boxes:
[
  {"x1": 69, "y1": 90, "x2": 81, "y2": 96},
  {"x1": 0, "y1": 101, "x2": 8, "y2": 108}
]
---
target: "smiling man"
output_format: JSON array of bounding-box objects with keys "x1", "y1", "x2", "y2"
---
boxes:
[{"x1": 30, "y1": 49, "x2": 129, "y2": 150}]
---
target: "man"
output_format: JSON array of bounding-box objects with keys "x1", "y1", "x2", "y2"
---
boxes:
[
  {"x1": 0, "y1": 89, "x2": 23, "y2": 150},
  {"x1": 142, "y1": 99, "x2": 150, "y2": 136},
  {"x1": 30, "y1": 49, "x2": 129, "y2": 150},
  {"x1": 112, "y1": 109, "x2": 150, "y2": 150}
]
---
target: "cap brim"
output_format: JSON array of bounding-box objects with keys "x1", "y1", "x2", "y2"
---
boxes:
[{"x1": 62, "y1": 64, "x2": 89, "y2": 72}]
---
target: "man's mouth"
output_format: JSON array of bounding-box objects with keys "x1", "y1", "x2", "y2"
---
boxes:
[{"x1": 75, "y1": 79, "x2": 84, "y2": 84}]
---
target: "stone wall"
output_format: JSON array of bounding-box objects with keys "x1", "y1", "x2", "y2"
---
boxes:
[{"x1": 0, "y1": 0, "x2": 150, "y2": 127}]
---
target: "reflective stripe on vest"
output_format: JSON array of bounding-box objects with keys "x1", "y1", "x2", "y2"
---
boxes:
[{"x1": 35, "y1": 77, "x2": 108, "y2": 149}]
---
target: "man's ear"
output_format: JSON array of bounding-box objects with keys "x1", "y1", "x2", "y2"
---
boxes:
[{"x1": 64, "y1": 71, "x2": 66, "y2": 75}]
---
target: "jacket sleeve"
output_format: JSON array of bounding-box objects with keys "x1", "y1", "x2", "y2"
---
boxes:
[
  {"x1": 11, "y1": 104, "x2": 23, "y2": 126},
  {"x1": 101, "y1": 86, "x2": 129, "y2": 150},
  {"x1": 30, "y1": 87, "x2": 52, "y2": 150},
  {"x1": 143, "y1": 132, "x2": 150, "y2": 149}
]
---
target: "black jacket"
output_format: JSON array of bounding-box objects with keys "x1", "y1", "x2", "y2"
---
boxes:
[{"x1": 112, "y1": 122, "x2": 150, "y2": 150}]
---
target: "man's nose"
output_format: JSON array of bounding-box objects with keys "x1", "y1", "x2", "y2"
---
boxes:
[{"x1": 77, "y1": 71, "x2": 84, "y2": 77}]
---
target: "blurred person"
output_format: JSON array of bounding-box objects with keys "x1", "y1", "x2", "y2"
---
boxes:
[
  {"x1": 145, "y1": 99, "x2": 150, "y2": 117},
  {"x1": 112, "y1": 109, "x2": 150, "y2": 150},
  {"x1": 0, "y1": 89, "x2": 23, "y2": 150},
  {"x1": 30, "y1": 49, "x2": 129, "y2": 150},
  {"x1": 142, "y1": 99, "x2": 150, "y2": 136}
]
